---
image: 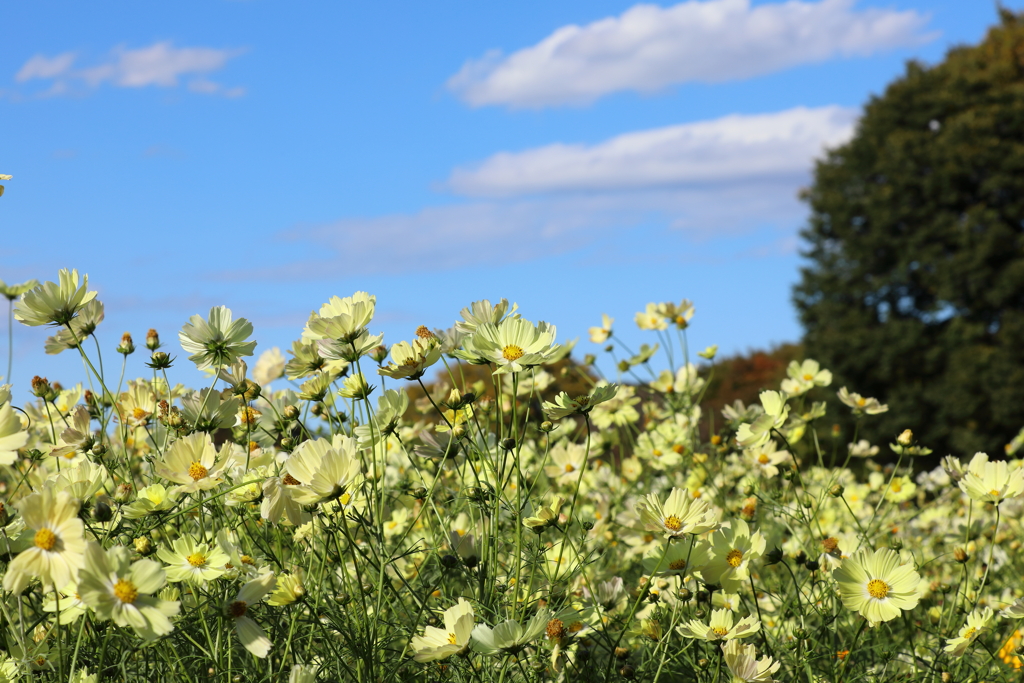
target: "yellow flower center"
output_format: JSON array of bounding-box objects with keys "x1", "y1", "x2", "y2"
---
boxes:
[
  {"x1": 339, "y1": 492, "x2": 351, "y2": 506},
  {"x1": 653, "y1": 449, "x2": 663, "y2": 458},
  {"x1": 663, "y1": 515, "x2": 682, "y2": 531},
  {"x1": 187, "y1": 552, "x2": 207, "y2": 567},
  {"x1": 502, "y1": 345, "x2": 524, "y2": 362},
  {"x1": 564, "y1": 463, "x2": 575, "y2": 473},
  {"x1": 726, "y1": 549, "x2": 744, "y2": 568},
  {"x1": 546, "y1": 618, "x2": 566, "y2": 641},
  {"x1": 188, "y1": 461, "x2": 208, "y2": 481},
  {"x1": 416, "y1": 326, "x2": 435, "y2": 340},
  {"x1": 867, "y1": 579, "x2": 889, "y2": 599},
  {"x1": 34, "y1": 528, "x2": 57, "y2": 551},
  {"x1": 132, "y1": 407, "x2": 149, "y2": 421},
  {"x1": 282, "y1": 474, "x2": 301, "y2": 486},
  {"x1": 712, "y1": 627, "x2": 729, "y2": 636},
  {"x1": 856, "y1": 397, "x2": 867, "y2": 407},
  {"x1": 229, "y1": 600, "x2": 248, "y2": 618},
  {"x1": 447, "y1": 632, "x2": 458, "y2": 645},
  {"x1": 758, "y1": 453, "x2": 770, "y2": 464},
  {"x1": 803, "y1": 373, "x2": 814, "y2": 381},
  {"x1": 113, "y1": 579, "x2": 138, "y2": 604},
  {"x1": 240, "y1": 555, "x2": 255, "y2": 565},
  {"x1": 890, "y1": 480, "x2": 902, "y2": 493},
  {"x1": 963, "y1": 626, "x2": 977, "y2": 639},
  {"x1": 668, "y1": 559, "x2": 687, "y2": 571},
  {"x1": 573, "y1": 395, "x2": 590, "y2": 407},
  {"x1": 990, "y1": 489, "x2": 1001, "y2": 497}
]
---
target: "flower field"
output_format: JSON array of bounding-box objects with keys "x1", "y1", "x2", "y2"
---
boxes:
[{"x1": 0, "y1": 268, "x2": 1022, "y2": 682}]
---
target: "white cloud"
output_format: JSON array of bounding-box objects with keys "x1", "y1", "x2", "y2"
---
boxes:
[
  {"x1": 13, "y1": 42, "x2": 244, "y2": 96},
  {"x1": 247, "y1": 105, "x2": 858, "y2": 279},
  {"x1": 15, "y1": 52, "x2": 77, "y2": 82},
  {"x1": 448, "y1": 0, "x2": 933, "y2": 108},
  {"x1": 448, "y1": 105, "x2": 857, "y2": 196}
]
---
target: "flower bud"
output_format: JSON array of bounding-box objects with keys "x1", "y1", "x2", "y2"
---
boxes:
[
  {"x1": 116, "y1": 332, "x2": 136, "y2": 355},
  {"x1": 146, "y1": 328, "x2": 161, "y2": 350},
  {"x1": 146, "y1": 351, "x2": 173, "y2": 369},
  {"x1": 370, "y1": 345, "x2": 389, "y2": 364},
  {"x1": 829, "y1": 484, "x2": 845, "y2": 498},
  {"x1": 283, "y1": 405, "x2": 300, "y2": 421},
  {"x1": 540, "y1": 421, "x2": 554, "y2": 433},
  {"x1": 764, "y1": 547, "x2": 784, "y2": 565},
  {"x1": 134, "y1": 536, "x2": 154, "y2": 556},
  {"x1": 953, "y1": 548, "x2": 969, "y2": 564},
  {"x1": 583, "y1": 354, "x2": 596, "y2": 365},
  {"x1": 897, "y1": 429, "x2": 913, "y2": 447},
  {"x1": 31, "y1": 376, "x2": 55, "y2": 400}
]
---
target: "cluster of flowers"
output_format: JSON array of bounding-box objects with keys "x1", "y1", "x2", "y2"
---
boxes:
[{"x1": 0, "y1": 269, "x2": 1022, "y2": 682}]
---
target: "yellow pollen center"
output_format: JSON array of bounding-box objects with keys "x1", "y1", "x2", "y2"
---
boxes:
[
  {"x1": 564, "y1": 463, "x2": 575, "y2": 473},
  {"x1": 188, "y1": 462, "x2": 208, "y2": 481},
  {"x1": 339, "y1": 492, "x2": 351, "y2": 505},
  {"x1": 573, "y1": 395, "x2": 590, "y2": 407},
  {"x1": 990, "y1": 489, "x2": 1001, "y2": 497},
  {"x1": 856, "y1": 397, "x2": 867, "y2": 407},
  {"x1": 803, "y1": 373, "x2": 814, "y2": 381},
  {"x1": 890, "y1": 480, "x2": 902, "y2": 493},
  {"x1": 712, "y1": 627, "x2": 729, "y2": 636},
  {"x1": 668, "y1": 559, "x2": 687, "y2": 570},
  {"x1": 663, "y1": 515, "x2": 683, "y2": 531},
  {"x1": 187, "y1": 552, "x2": 207, "y2": 567},
  {"x1": 132, "y1": 407, "x2": 149, "y2": 420},
  {"x1": 113, "y1": 579, "x2": 138, "y2": 604},
  {"x1": 447, "y1": 632, "x2": 458, "y2": 645},
  {"x1": 726, "y1": 549, "x2": 744, "y2": 568},
  {"x1": 282, "y1": 474, "x2": 301, "y2": 485},
  {"x1": 963, "y1": 627, "x2": 977, "y2": 639},
  {"x1": 653, "y1": 449, "x2": 663, "y2": 457},
  {"x1": 34, "y1": 528, "x2": 57, "y2": 551},
  {"x1": 758, "y1": 453, "x2": 770, "y2": 464},
  {"x1": 502, "y1": 344, "x2": 524, "y2": 362},
  {"x1": 867, "y1": 579, "x2": 889, "y2": 599},
  {"x1": 240, "y1": 555, "x2": 254, "y2": 565},
  {"x1": 229, "y1": 600, "x2": 248, "y2": 618},
  {"x1": 546, "y1": 618, "x2": 566, "y2": 641}
]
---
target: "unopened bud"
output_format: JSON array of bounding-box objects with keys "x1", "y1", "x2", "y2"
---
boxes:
[
  {"x1": 617, "y1": 360, "x2": 630, "y2": 373},
  {"x1": 583, "y1": 353, "x2": 596, "y2": 365},
  {"x1": 146, "y1": 328, "x2": 161, "y2": 350},
  {"x1": 953, "y1": 548, "x2": 969, "y2": 564},
  {"x1": 619, "y1": 664, "x2": 636, "y2": 679},
  {"x1": 829, "y1": 484, "x2": 845, "y2": 498},
  {"x1": 370, "y1": 345, "x2": 388, "y2": 364},
  {"x1": 764, "y1": 547, "x2": 784, "y2": 565},
  {"x1": 116, "y1": 332, "x2": 135, "y2": 355},
  {"x1": 31, "y1": 376, "x2": 54, "y2": 400},
  {"x1": 897, "y1": 429, "x2": 913, "y2": 447},
  {"x1": 540, "y1": 421, "x2": 554, "y2": 433},
  {"x1": 146, "y1": 351, "x2": 173, "y2": 369},
  {"x1": 134, "y1": 536, "x2": 154, "y2": 556},
  {"x1": 742, "y1": 484, "x2": 755, "y2": 496},
  {"x1": 500, "y1": 438, "x2": 516, "y2": 452},
  {"x1": 283, "y1": 405, "x2": 300, "y2": 421}
]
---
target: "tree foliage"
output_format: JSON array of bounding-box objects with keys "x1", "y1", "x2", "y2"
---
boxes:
[{"x1": 795, "y1": 10, "x2": 1024, "y2": 456}]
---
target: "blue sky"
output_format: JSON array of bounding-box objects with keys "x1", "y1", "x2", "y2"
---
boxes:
[{"x1": 1, "y1": 0, "x2": 1018, "y2": 396}]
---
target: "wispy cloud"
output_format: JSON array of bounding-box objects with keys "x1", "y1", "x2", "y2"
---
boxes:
[
  {"x1": 448, "y1": 0, "x2": 934, "y2": 108},
  {"x1": 230, "y1": 105, "x2": 857, "y2": 280},
  {"x1": 13, "y1": 42, "x2": 245, "y2": 97},
  {"x1": 448, "y1": 106, "x2": 857, "y2": 196}
]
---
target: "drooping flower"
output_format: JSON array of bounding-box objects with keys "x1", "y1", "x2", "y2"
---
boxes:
[
  {"x1": 78, "y1": 543, "x2": 180, "y2": 641},
  {"x1": 832, "y1": 548, "x2": 922, "y2": 626},
  {"x1": 410, "y1": 598, "x2": 475, "y2": 662},
  {"x1": 837, "y1": 387, "x2": 888, "y2": 416},
  {"x1": 226, "y1": 572, "x2": 277, "y2": 657},
  {"x1": 13, "y1": 269, "x2": 97, "y2": 327},
  {"x1": 3, "y1": 486, "x2": 87, "y2": 593},
  {"x1": 678, "y1": 609, "x2": 760, "y2": 641},
  {"x1": 471, "y1": 609, "x2": 550, "y2": 656},
  {"x1": 735, "y1": 391, "x2": 789, "y2": 449},
  {"x1": 588, "y1": 314, "x2": 614, "y2": 343},
  {"x1": 721, "y1": 640, "x2": 780, "y2": 682},
  {"x1": 0, "y1": 401, "x2": 28, "y2": 465},
  {"x1": 542, "y1": 384, "x2": 619, "y2": 420},
  {"x1": 178, "y1": 306, "x2": 257, "y2": 370}
]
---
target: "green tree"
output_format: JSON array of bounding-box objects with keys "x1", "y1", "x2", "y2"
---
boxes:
[{"x1": 795, "y1": 9, "x2": 1024, "y2": 458}]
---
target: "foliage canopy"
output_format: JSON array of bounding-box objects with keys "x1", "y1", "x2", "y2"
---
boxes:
[{"x1": 795, "y1": 9, "x2": 1024, "y2": 456}]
